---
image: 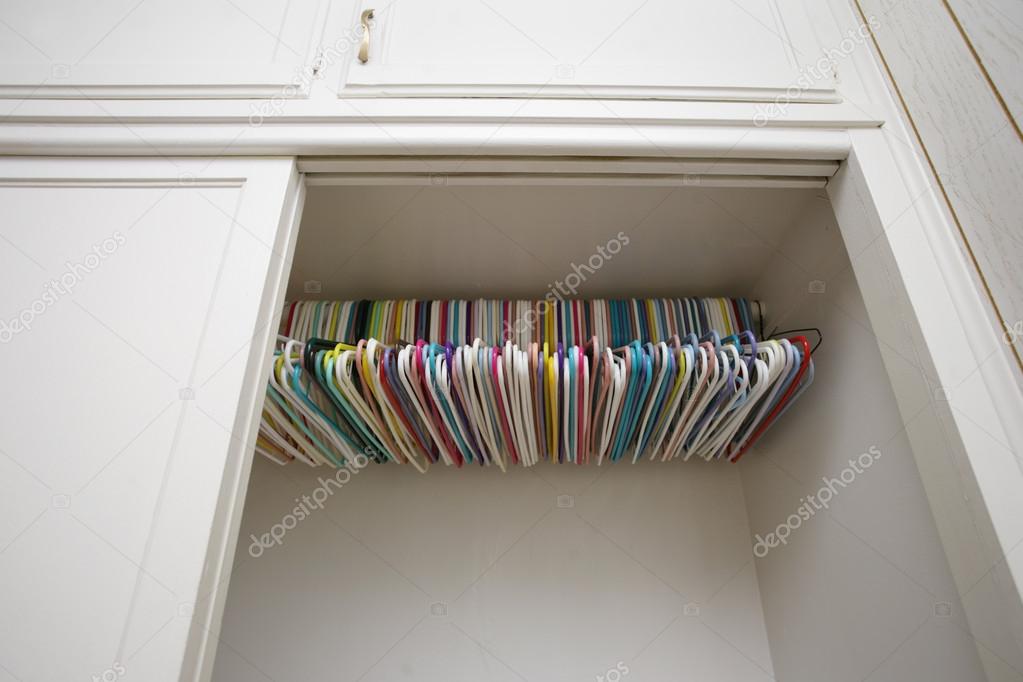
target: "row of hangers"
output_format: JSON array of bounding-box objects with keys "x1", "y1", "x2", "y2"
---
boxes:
[
  {"x1": 257, "y1": 299, "x2": 814, "y2": 470},
  {"x1": 282, "y1": 298, "x2": 763, "y2": 349}
]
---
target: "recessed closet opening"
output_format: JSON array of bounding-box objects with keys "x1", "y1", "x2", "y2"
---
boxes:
[{"x1": 212, "y1": 174, "x2": 985, "y2": 682}]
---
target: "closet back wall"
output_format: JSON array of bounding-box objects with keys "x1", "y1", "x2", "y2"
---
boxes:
[
  {"x1": 215, "y1": 457, "x2": 772, "y2": 681},
  {"x1": 288, "y1": 185, "x2": 823, "y2": 301}
]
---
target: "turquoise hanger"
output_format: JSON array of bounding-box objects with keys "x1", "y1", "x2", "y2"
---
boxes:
[
  {"x1": 265, "y1": 374, "x2": 336, "y2": 465},
  {"x1": 427, "y1": 344, "x2": 474, "y2": 465},
  {"x1": 317, "y1": 349, "x2": 384, "y2": 458},
  {"x1": 320, "y1": 351, "x2": 388, "y2": 461},
  {"x1": 619, "y1": 343, "x2": 653, "y2": 461},
  {"x1": 634, "y1": 343, "x2": 675, "y2": 459},
  {"x1": 288, "y1": 364, "x2": 353, "y2": 467}
]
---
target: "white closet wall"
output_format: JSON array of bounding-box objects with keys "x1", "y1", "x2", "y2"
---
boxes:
[
  {"x1": 287, "y1": 184, "x2": 825, "y2": 300},
  {"x1": 744, "y1": 195, "x2": 988, "y2": 681},
  {"x1": 215, "y1": 457, "x2": 773, "y2": 681}
]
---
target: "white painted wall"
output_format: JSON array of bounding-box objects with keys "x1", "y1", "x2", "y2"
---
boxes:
[
  {"x1": 288, "y1": 184, "x2": 822, "y2": 301},
  {"x1": 743, "y1": 190, "x2": 991, "y2": 681},
  {"x1": 214, "y1": 459, "x2": 774, "y2": 682}
]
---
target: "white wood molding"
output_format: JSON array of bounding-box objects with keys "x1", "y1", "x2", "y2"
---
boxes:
[
  {"x1": 303, "y1": 172, "x2": 827, "y2": 188},
  {"x1": 336, "y1": 82, "x2": 841, "y2": 103},
  {"x1": 0, "y1": 178, "x2": 244, "y2": 188},
  {"x1": 297, "y1": 155, "x2": 839, "y2": 177},
  {"x1": 0, "y1": 83, "x2": 305, "y2": 100},
  {"x1": 0, "y1": 97, "x2": 882, "y2": 128},
  {"x1": 299, "y1": 151, "x2": 839, "y2": 188},
  {"x1": 0, "y1": 65, "x2": 312, "y2": 100},
  {"x1": 0, "y1": 122, "x2": 852, "y2": 159}
]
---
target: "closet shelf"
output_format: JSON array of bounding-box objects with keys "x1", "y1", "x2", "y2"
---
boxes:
[{"x1": 260, "y1": 299, "x2": 814, "y2": 469}]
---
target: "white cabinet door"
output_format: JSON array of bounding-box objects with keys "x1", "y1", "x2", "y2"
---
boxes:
[
  {"x1": 0, "y1": 157, "x2": 301, "y2": 682},
  {"x1": 0, "y1": 0, "x2": 327, "y2": 98},
  {"x1": 340, "y1": 0, "x2": 836, "y2": 102}
]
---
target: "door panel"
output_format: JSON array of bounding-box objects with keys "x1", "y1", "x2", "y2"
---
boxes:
[
  {"x1": 341, "y1": 0, "x2": 837, "y2": 102},
  {"x1": 0, "y1": 0, "x2": 327, "y2": 98},
  {"x1": 0, "y1": 157, "x2": 301, "y2": 681}
]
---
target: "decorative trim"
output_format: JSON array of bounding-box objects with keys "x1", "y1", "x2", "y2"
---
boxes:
[
  {"x1": 303, "y1": 172, "x2": 827, "y2": 189},
  {"x1": 297, "y1": 155, "x2": 840, "y2": 177},
  {"x1": 0, "y1": 178, "x2": 243, "y2": 188},
  {"x1": 337, "y1": 82, "x2": 842, "y2": 103},
  {"x1": 0, "y1": 84, "x2": 303, "y2": 100},
  {"x1": 0, "y1": 123, "x2": 853, "y2": 159},
  {"x1": 0, "y1": 98, "x2": 883, "y2": 128}
]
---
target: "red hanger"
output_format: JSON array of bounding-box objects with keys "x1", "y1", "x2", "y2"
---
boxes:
[{"x1": 730, "y1": 335, "x2": 811, "y2": 462}]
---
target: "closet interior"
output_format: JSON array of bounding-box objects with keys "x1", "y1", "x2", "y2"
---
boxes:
[{"x1": 213, "y1": 179, "x2": 987, "y2": 681}]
